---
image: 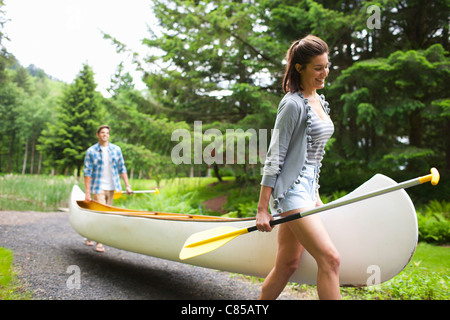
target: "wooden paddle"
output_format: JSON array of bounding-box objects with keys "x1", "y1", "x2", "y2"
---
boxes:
[
  {"x1": 113, "y1": 188, "x2": 159, "y2": 199},
  {"x1": 179, "y1": 168, "x2": 440, "y2": 260}
]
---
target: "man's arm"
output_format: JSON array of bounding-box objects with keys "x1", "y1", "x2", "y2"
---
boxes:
[
  {"x1": 84, "y1": 176, "x2": 91, "y2": 202},
  {"x1": 83, "y1": 149, "x2": 94, "y2": 202},
  {"x1": 116, "y1": 146, "x2": 132, "y2": 194},
  {"x1": 120, "y1": 172, "x2": 132, "y2": 194}
]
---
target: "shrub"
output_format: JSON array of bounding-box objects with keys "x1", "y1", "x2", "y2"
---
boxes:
[
  {"x1": 417, "y1": 213, "x2": 450, "y2": 244},
  {"x1": 417, "y1": 200, "x2": 450, "y2": 244}
]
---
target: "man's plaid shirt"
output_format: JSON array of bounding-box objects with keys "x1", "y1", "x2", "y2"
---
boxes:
[{"x1": 83, "y1": 142, "x2": 127, "y2": 194}]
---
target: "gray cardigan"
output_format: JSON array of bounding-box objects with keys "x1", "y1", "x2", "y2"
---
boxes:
[{"x1": 261, "y1": 91, "x2": 330, "y2": 214}]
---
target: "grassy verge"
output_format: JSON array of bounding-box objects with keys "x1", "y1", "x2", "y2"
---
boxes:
[
  {"x1": 292, "y1": 242, "x2": 449, "y2": 300},
  {"x1": 114, "y1": 176, "x2": 236, "y2": 215},
  {"x1": 0, "y1": 174, "x2": 78, "y2": 211},
  {"x1": 0, "y1": 247, "x2": 32, "y2": 300}
]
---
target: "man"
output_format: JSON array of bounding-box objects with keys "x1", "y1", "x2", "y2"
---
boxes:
[{"x1": 83, "y1": 125, "x2": 132, "y2": 252}]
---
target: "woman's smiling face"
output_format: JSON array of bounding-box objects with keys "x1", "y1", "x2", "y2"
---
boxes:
[{"x1": 297, "y1": 53, "x2": 330, "y2": 91}]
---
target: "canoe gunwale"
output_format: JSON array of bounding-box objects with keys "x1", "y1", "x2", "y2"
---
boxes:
[{"x1": 75, "y1": 200, "x2": 255, "y2": 223}]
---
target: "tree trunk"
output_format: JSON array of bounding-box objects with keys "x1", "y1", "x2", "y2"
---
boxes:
[
  {"x1": 212, "y1": 163, "x2": 222, "y2": 182},
  {"x1": 446, "y1": 119, "x2": 450, "y2": 173},
  {"x1": 6, "y1": 131, "x2": 15, "y2": 173},
  {"x1": 37, "y1": 153, "x2": 42, "y2": 175},
  {"x1": 409, "y1": 110, "x2": 423, "y2": 147},
  {"x1": 30, "y1": 137, "x2": 36, "y2": 174},
  {"x1": 22, "y1": 138, "x2": 28, "y2": 174}
]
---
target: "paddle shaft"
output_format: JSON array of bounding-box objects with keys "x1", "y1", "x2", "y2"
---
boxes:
[
  {"x1": 130, "y1": 190, "x2": 158, "y2": 194},
  {"x1": 246, "y1": 170, "x2": 437, "y2": 233},
  {"x1": 179, "y1": 168, "x2": 439, "y2": 260},
  {"x1": 115, "y1": 190, "x2": 158, "y2": 195}
]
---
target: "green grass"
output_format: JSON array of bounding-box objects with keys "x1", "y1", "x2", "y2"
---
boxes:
[
  {"x1": 328, "y1": 242, "x2": 448, "y2": 300},
  {"x1": 114, "y1": 176, "x2": 236, "y2": 215},
  {"x1": 0, "y1": 174, "x2": 78, "y2": 211},
  {"x1": 0, "y1": 248, "x2": 31, "y2": 300},
  {"x1": 0, "y1": 173, "x2": 234, "y2": 214},
  {"x1": 342, "y1": 242, "x2": 449, "y2": 300}
]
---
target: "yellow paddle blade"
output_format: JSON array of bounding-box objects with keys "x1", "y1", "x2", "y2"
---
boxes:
[
  {"x1": 113, "y1": 189, "x2": 160, "y2": 199},
  {"x1": 113, "y1": 191, "x2": 124, "y2": 199},
  {"x1": 179, "y1": 226, "x2": 249, "y2": 260}
]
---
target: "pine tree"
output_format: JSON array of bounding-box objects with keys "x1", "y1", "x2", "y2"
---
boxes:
[{"x1": 39, "y1": 63, "x2": 102, "y2": 175}]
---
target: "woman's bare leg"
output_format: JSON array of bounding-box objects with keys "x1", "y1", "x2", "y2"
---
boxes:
[
  {"x1": 259, "y1": 223, "x2": 304, "y2": 300},
  {"x1": 285, "y1": 213, "x2": 341, "y2": 300},
  {"x1": 259, "y1": 209, "x2": 341, "y2": 300}
]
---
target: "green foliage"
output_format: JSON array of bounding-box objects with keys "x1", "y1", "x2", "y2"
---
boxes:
[
  {"x1": 417, "y1": 200, "x2": 450, "y2": 244},
  {"x1": 0, "y1": 82, "x2": 23, "y2": 171},
  {"x1": 0, "y1": 247, "x2": 32, "y2": 300},
  {"x1": 224, "y1": 185, "x2": 260, "y2": 217},
  {"x1": 418, "y1": 213, "x2": 450, "y2": 244},
  {"x1": 0, "y1": 247, "x2": 13, "y2": 287},
  {"x1": 422, "y1": 199, "x2": 450, "y2": 218},
  {"x1": 320, "y1": 190, "x2": 349, "y2": 204},
  {"x1": 330, "y1": 44, "x2": 450, "y2": 175},
  {"x1": 0, "y1": 62, "x2": 63, "y2": 174},
  {"x1": 104, "y1": 89, "x2": 191, "y2": 182},
  {"x1": 38, "y1": 64, "x2": 102, "y2": 175},
  {"x1": 339, "y1": 243, "x2": 449, "y2": 300},
  {"x1": 114, "y1": 176, "x2": 229, "y2": 215},
  {"x1": 342, "y1": 263, "x2": 449, "y2": 300},
  {"x1": 0, "y1": 173, "x2": 78, "y2": 211},
  {"x1": 144, "y1": 0, "x2": 280, "y2": 126}
]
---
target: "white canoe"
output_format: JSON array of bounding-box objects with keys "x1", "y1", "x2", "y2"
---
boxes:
[{"x1": 69, "y1": 173, "x2": 418, "y2": 287}]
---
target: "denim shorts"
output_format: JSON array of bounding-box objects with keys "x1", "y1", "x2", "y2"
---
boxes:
[{"x1": 270, "y1": 164, "x2": 318, "y2": 216}]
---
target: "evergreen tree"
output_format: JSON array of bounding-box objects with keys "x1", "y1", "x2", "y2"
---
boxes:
[
  {"x1": 144, "y1": 0, "x2": 280, "y2": 124},
  {"x1": 0, "y1": 82, "x2": 23, "y2": 172},
  {"x1": 329, "y1": 44, "x2": 450, "y2": 177},
  {"x1": 39, "y1": 64, "x2": 102, "y2": 175}
]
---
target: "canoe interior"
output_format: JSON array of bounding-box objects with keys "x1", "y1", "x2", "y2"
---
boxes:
[{"x1": 76, "y1": 200, "x2": 255, "y2": 222}]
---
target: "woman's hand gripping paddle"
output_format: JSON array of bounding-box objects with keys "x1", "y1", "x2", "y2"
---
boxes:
[
  {"x1": 113, "y1": 189, "x2": 159, "y2": 200},
  {"x1": 179, "y1": 168, "x2": 440, "y2": 260}
]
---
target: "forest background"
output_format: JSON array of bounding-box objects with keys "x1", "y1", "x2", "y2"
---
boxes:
[{"x1": 0, "y1": 0, "x2": 449, "y2": 205}]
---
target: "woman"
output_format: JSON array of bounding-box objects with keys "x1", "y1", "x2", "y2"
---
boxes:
[{"x1": 256, "y1": 35, "x2": 341, "y2": 300}]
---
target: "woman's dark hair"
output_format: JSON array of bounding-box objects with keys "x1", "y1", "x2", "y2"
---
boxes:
[{"x1": 282, "y1": 35, "x2": 329, "y2": 94}]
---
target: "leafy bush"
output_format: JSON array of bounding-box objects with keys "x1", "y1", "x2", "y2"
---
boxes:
[
  {"x1": 422, "y1": 200, "x2": 450, "y2": 219},
  {"x1": 341, "y1": 264, "x2": 449, "y2": 300},
  {"x1": 224, "y1": 185, "x2": 259, "y2": 217},
  {"x1": 417, "y1": 200, "x2": 450, "y2": 244},
  {"x1": 376, "y1": 266, "x2": 448, "y2": 300},
  {"x1": 338, "y1": 243, "x2": 449, "y2": 300},
  {"x1": 417, "y1": 213, "x2": 450, "y2": 244},
  {"x1": 320, "y1": 190, "x2": 348, "y2": 204}
]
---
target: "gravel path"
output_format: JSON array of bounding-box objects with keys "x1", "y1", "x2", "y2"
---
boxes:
[{"x1": 0, "y1": 210, "x2": 309, "y2": 301}]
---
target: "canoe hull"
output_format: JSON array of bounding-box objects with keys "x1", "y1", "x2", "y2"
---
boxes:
[{"x1": 69, "y1": 173, "x2": 418, "y2": 287}]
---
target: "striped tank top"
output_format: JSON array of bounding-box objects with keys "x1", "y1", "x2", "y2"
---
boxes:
[{"x1": 305, "y1": 104, "x2": 334, "y2": 165}]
